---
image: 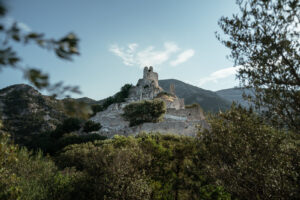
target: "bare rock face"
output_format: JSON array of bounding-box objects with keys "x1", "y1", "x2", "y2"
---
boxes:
[{"x1": 91, "y1": 67, "x2": 208, "y2": 137}]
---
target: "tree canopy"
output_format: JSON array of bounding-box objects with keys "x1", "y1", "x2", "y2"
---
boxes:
[{"x1": 217, "y1": 0, "x2": 300, "y2": 131}]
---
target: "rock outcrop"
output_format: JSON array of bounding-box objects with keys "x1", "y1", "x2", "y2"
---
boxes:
[{"x1": 91, "y1": 67, "x2": 208, "y2": 137}]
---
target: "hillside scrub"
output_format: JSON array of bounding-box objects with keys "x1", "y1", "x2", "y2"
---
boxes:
[
  {"x1": 123, "y1": 99, "x2": 166, "y2": 126},
  {"x1": 56, "y1": 134, "x2": 230, "y2": 200}
]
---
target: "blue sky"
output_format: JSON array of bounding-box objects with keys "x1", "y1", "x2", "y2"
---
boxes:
[{"x1": 0, "y1": 0, "x2": 240, "y2": 99}]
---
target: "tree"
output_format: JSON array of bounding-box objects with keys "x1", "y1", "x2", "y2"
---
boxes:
[
  {"x1": 0, "y1": 133, "x2": 79, "y2": 200},
  {"x1": 217, "y1": 0, "x2": 300, "y2": 131},
  {"x1": 83, "y1": 121, "x2": 101, "y2": 133},
  {"x1": 0, "y1": 0, "x2": 80, "y2": 97},
  {"x1": 198, "y1": 105, "x2": 300, "y2": 199}
]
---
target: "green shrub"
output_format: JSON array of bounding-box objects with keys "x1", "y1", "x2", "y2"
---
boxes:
[
  {"x1": 123, "y1": 99, "x2": 166, "y2": 126},
  {"x1": 83, "y1": 121, "x2": 101, "y2": 133},
  {"x1": 90, "y1": 104, "x2": 104, "y2": 117},
  {"x1": 51, "y1": 118, "x2": 82, "y2": 138},
  {"x1": 114, "y1": 83, "x2": 133, "y2": 103}
]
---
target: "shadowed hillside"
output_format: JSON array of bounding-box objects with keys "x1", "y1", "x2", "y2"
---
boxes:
[{"x1": 159, "y1": 79, "x2": 231, "y2": 112}]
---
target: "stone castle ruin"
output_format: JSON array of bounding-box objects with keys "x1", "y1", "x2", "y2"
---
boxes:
[
  {"x1": 127, "y1": 66, "x2": 163, "y2": 101},
  {"x1": 91, "y1": 66, "x2": 207, "y2": 137}
]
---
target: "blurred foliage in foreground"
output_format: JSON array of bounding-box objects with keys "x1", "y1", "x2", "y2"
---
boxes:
[{"x1": 0, "y1": 0, "x2": 80, "y2": 98}]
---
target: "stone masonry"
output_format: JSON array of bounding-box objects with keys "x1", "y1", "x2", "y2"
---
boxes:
[{"x1": 91, "y1": 66, "x2": 208, "y2": 137}]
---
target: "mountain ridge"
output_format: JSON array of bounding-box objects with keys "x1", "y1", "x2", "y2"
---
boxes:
[{"x1": 158, "y1": 79, "x2": 231, "y2": 112}]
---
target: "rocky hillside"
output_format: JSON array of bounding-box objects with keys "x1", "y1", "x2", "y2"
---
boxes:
[
  {"x1": 159, "y1": 79, "x2": 231, "y2": 112},
  {"x1": 0, "y1": 84, "x2": 68, "y2": 142}
]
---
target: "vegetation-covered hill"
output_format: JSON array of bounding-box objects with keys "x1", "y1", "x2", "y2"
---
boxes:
[
  {"x1": 159, "y1": 79, "x2": 231, "y2": 112},
  {"x1": 0, "y1": 84, "x2": 68, "y2": 142}
]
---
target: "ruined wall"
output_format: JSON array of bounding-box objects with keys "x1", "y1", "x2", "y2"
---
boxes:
[
  {"x1": 167, "y1": 106, "x2": 205, "y2": 121},
  {"x1": 91, "y1": 66, "x2": 208, "y2": 138},
  {"x1": 91, "y1": 102, "x2": 208, "y2": 138}
]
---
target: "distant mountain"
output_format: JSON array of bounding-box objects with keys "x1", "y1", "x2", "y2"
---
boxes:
[
  {"x1": 76, "y1": 97, "x2": 98, "y2": 105},
  {"x1": 216, "y1": 87, "x2": 254, "y2": 108},
  {"x1": 158, "y1": 79, "x2": 231, "y2": 112}
]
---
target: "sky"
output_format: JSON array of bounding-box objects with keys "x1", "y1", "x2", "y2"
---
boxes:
[{"x1": 0, "y1": 0, "x2": 240, "y2": 100}]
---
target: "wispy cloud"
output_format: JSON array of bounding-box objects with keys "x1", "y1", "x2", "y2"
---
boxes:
[
  {"x1": 3, "y1": 16, "x2": 31, "y2": 32},
  {"x1": 198, "y1": 66, "x2": 242, "y2": 86},
  {"x1": 170, "y1": 49, "x2": 195, "y2": 66},
  {"x1": 109, "y1": 42, "x2": 194, "y2": 68}
]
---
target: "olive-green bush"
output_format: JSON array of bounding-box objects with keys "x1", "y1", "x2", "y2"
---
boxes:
[
  {"x1": 56, "y1": 134, "x2": 231, "y2": 200},
  {"x1": 123, "y1": 99, "x2": 166, "y2": 126}
]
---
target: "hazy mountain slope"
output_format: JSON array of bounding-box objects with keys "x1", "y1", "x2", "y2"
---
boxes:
[
  {"x1": 216, "y1": 88, "x2": 254, "y2": 108},
  {"x1": 159, "y1": 79, "x2": 231, "y2": 112}
]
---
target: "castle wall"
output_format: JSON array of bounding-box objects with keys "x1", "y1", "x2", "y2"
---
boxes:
[
  {"x1": 91, "y1": 66, "x2": 208, "y2": 138},
  {"x1": 166, "y1": 106, "x2": 205, "y2": 121}
]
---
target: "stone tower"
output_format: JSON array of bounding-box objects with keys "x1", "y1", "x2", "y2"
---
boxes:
[
  {"x1": 170, "y1": 83, "x2": 175, "y2": 95},
  {"x1": 143, "y1": 66, "x2": 159, "y2": 87},
  {"x1": 127, "y1": 66, "x2": 163, "y2": 101}
]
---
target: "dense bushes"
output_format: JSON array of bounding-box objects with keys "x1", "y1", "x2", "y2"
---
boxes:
[
  {"x1": 2, "y1": 105, "x2": 299, "y2": 199},
  {"x1": 3, "y1": 133, "x2": 230, "y2": 200},
  {"x1": 123, "y1": 99, "x2": 166, "y2": 126},
  {"x1": 3, "y1": 117, "x2": 299, "y2": 199},
  {"x1": 51, "y1": 117, "x2": 82, "y2": 139},
  {"x1": 198, "y1": 105, "x2": 300, "y2": 199},
  {"x1": 23, "y1": 117, "x2": 105, "y2": 155},
  {"x1": 0, "y1": 134, "x2": 79, "y2": 200},
  {"x1": 25, "y1": 132, "x2": 106, "y2": 155},
  {"x1": 56, "y1": 134, "x2": 230, "y2": 200},
  {"x1": 83, "y1": 120, "x2": 101, "y2": 133}
]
